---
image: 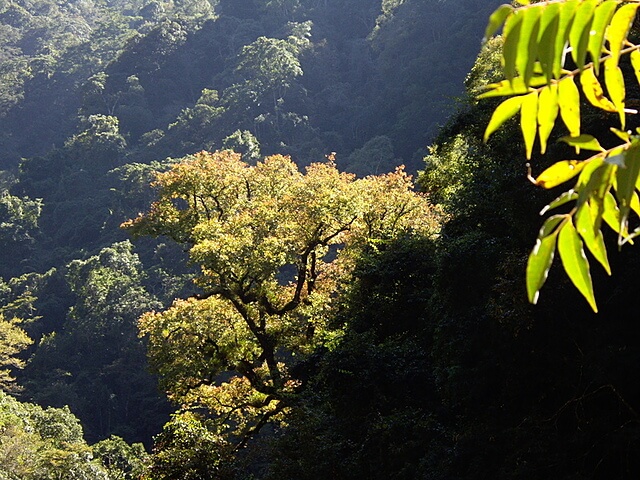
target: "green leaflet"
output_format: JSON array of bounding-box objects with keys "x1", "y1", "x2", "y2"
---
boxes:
[
  {"x1": 554, "y1": 0, "x2": 580, "y2": 79},
  {"x1": 538, "y1": 84, "x2": 559, "y2": 154},
  {"x1": 535, "y1": 159, "x2": 586, "y2": 189},
  {"x1": 503, "y1": 10, "x2": 524, "y2": 82},
  {"x1": 611, "y1": 127, "x2": 631, "y2": 143},
  {"x1": 601, "y1": 190, "x2": 623, "y2": 235},
  {"x1": 559, "y1": 134, "x2": 605, "y2": 152},
  {"x1": 588, "y1": 0, "x2": 618, "y2": 75},
  {"x1": 484, "y1": 4, "x2": 514, "y2": 43},
  {"x1": 538, "y1": 3, "x2": 561, "y2": 82},
  {"x1": 541, "y1": 189, "x2": 579, "y2": 215},
  {"x1": 569, "y1": 0, "x2": 598, "y2": 70},
  {"x1": 558, "y1": 218, "x2": 597, "y2": 313},
  {"x1": 516, "y1": 5, "x2": 542, "y2": 86},
  {"x1": 521, "y1": 91, "x2": 539, "y2": 160},
  {"x1": 579, "y1": 65, "x2": 617, "y2": 112},
  {"x1": 604, "y1": 58, "x2": 626, "y2": 129},
  {"x1": 478, "y1": 76, "x2": 546, "y2": 98},
  {"x1": 606, "y1": 2, "x2": 639, "y2": 67},
  {"x1": 615, "y1": 142, "x2": 640, "y2": 243},
  {"x1": 484, "y1": 95, "x2": 524, "y2": 143},
  {"x1": 527, "y1": 214, "x2": 564, "y2": 304},
  {"x1": 579, "y1": 162, "x2": 614, "y2": 235},
  {"x1": 605, "y1": 145, "x2": 627, "y2": 167},
  {"x1": 558, "y1": 76, "x2": 581, "y2": 138},
  {"x1": 575, "y1": 203, "x2": 611, "y2": 275}
]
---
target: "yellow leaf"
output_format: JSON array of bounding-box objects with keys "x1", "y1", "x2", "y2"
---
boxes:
[
  {"x1": 538, "y1": 84, "x2": 559, "y2": 154},
  {"x1": 521, "y1": 91, "x2": 539, "y2": 160},
  {"x1": 554, "y1": 0, "x2": 580, "y2": 79},
  {"x1": 604, "y1": 58, "x2": 626, "y2": 129},
  {"x1": 483, "y1": 4, "x2": 514, "y2": 42},
  {"x1": 483, "y1": 75, "x2": 548, "y2": 96},
  {"x1": 503, "y1": 10, "x2": 524, "y2": 82},
  {"x1": 558, "y1": 76, "x2": 581, "y2": 138},
  {"x1": 537, "y1": 3, "x2": 561, "y2": 82},
  {"x1": 484, "y1": 96, "x2": 524, "y2": 143},
  {"x1": 559, "y1": 134, "x2": 605, "y2": 152},
  {"x1": 569, "y1": 0, "x2": 598, "y2": 70},
  {"x1": 527, "y1": 215, "x2": 564, "y2": 304},
  {"x1": 575, "y1": 203, "x2": 611, "y2": 275},
  {"x1": 606, "y1": 3, "x2": 639, "y2": 66},
  {"x1": 516, "y1": 5, "x2": 542, "y2": 86},
  {"x1": 579, "y1": 65, "x2": 616, "y2": 112},
  {"x1": 535, "y1": 160, "x2": 586, "y2": 189},
  {"x1": 558, "y1": 218, "x2": 598, "y2": 312},
  {"x1": 587, "y1": 0, "x2": 618, "y2": 75}
]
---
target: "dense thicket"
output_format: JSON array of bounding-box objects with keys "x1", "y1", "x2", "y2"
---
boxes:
[
  {"x1": 7, "y1": 1, "x2": 637, "y2": 479},
  {"x1": 0, "y1": 0, "x2": 499, "y2": 452}
]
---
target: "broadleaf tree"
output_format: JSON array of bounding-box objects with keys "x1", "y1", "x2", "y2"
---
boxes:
[
  {"x1": 122, "y1": 150, "x2": 441, "y2": 459},
  {"x1": 483, "y1": 0, "x2": 640, "y2": 312}
]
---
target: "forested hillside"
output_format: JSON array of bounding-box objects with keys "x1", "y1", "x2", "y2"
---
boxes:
[{"x1": 2, "y1": 0, "x2": 639, "y2": 478}]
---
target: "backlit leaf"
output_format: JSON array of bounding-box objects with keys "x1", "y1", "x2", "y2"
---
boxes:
[
  {"x1": 538, "y1": 3, "x2": 561, "y2": 82},
  {"x1": 538, "y1": 84, "x2": 560, "y2": 154},
  {"x1": 484, "y1": 95, "x2": 524, "y2": 142},
  {"x1": 540, "y1": 190, "x2": 579, "y2": 215},
  {"x1": 538, "y1": 213, "x2": 566, "y2": 238},
  {"x1": 604, "y1": 58, "x2": 626, "y2": 129},
  {"x1": 575, "y1": 203, "x2": 611, "y2": 275},
  {"x1": 578, "y1": 162, "x2": 614, "y2": 233},
  {"x1": 484, "y1": 4, "x2": 514, "y2": 42},
  {"x1": 503, "y1": 10, "x2": 524, "y2": 82},
  {"x1": 579, "y1": 65, "x2": 617, "y2": 112},
  {"x1": 517, "y1": 5, "x2": 542, "y2": 85},
  {"x1": 478, "y1": 76, "x2": 545, "y2": 99},
  {"x1": 601, "y1": 191, "x2": 622, "y2": 235},
  {"x1": 615, "y1": 142, "x2": 640, "y2": 239},
  {"x1": 569, "y1": 0, "x2": 597, "y2": 70},
  {"x1": 605, "y1": 145, "x2": 627, "y2": 167},
  {"x1": 559, "y1": 134, "x2": 605, "y2": 152},
  {"x1": 558, "y1": 76, "x2": 581, "y2": 137},
  {"x1": 554, "y1": 0, "x2": 580, "y2": 79},
  {"x1": 611, "y1": 128, "x2": 631, "y2": 143},
  {"x1": 588, "y1": 0, "x2": 618, "y2": 74},
  {"x1": 521, "y1": 91, "x2": 539, "y2": 160},
  {"x1": 558, "y1": 218, "x2": 597, "y2": 312},
  {"x1": 576, "y1": 157, "x2": 605, "y2": 189},
  {"x1": 534, "y1": 160, "x2": 586, "y2": 189},
  {"x1": 606, "y1": 2, "x2": 639, "y2": 66},
  {"x1": 527, "y1": 222, "x2": 560, "y2": 305}
]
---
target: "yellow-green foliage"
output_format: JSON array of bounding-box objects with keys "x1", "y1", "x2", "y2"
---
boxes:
[
  {"x1": 123, "y1": 150, "x2": 442, "y2": 448},
  {"x1": 483, "y1": 0, "x2": 640, "y2": 312},
  {"x1": 0, "y1": 315, "x2": 31, "y2": 391}
]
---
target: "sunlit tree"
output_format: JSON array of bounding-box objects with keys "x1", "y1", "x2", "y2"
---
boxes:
[{"x1": 123, "y1": 150, "x2": 441, "y2": 454}]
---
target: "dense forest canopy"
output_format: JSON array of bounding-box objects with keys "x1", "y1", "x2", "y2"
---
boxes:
[{"x1": 1, "y1": 0, "x2": 640, "y2": 479}]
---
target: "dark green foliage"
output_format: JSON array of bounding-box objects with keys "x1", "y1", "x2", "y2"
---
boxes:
[
  {"x1": 0, "y1": 0, "x2": 536, "y2": 472},
  {"x1": 413, "y1": 39, "x2": 640, "y2": 480},
  {"x1": 22, "y1": 242, "x2": 171, "y2": 444},
  {"x1": 265, "y1": 234, "x2": 443, "y2": 480},
  {"x1": 0, "y1": 189, "x2": 42, "y2": 277}
]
